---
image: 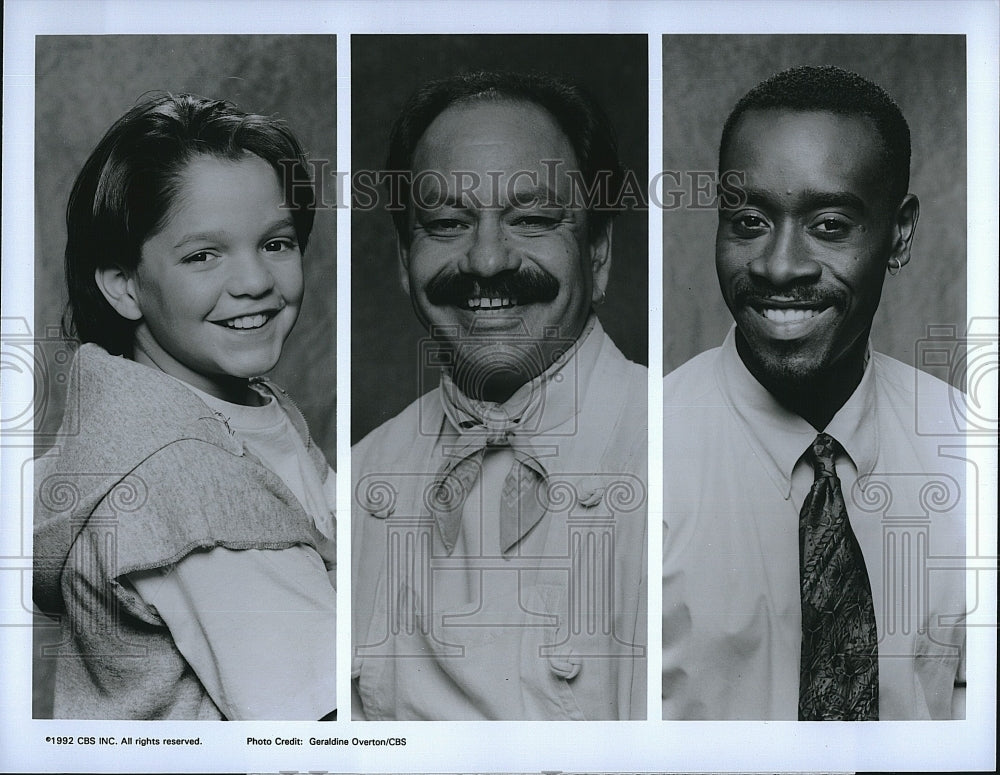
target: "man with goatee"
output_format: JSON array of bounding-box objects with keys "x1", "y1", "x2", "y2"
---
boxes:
[{"x1": 662, "y1": 65, "x2": 966, "y2": 721}]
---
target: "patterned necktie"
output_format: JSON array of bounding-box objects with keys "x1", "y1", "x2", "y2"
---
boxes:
[
  {"x1": 431, "y1": 404, "x2": 547, "y2": 555},
  {"x1": 798, "y1": 432, "x2": 879, "y2": 720}
]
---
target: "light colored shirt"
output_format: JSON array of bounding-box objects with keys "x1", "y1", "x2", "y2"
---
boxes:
[
  {"x1": 662, "y1": 327, "x2": 966, "y2": 720},
  {"x1": 189, "y1": 382, "x2": 336, "y2": 551},
  {"x1": 130, "y1": 383, "x2": 336, "y2": 720},
  {"x1": 353, "y1": 319, "x2": 647, "y2": 720}
]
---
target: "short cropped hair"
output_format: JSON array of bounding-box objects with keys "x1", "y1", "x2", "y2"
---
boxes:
[
  {"x1": 719, "y1": 65, "x2": 911, "y2": 206},
  {"x1": 64, "y1": 93, "x2": 316, "y2": 356},
  {"x1": 385, "y1": 70, "x2": 624, "y2": 246}
]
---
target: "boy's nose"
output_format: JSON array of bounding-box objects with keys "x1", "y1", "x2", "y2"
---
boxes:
[{"x1": 229, "y1": 251, "x2": 276, "y2": 296}]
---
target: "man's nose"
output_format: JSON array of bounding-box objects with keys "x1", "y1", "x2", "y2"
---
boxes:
[
  {"x1": 228, "y1": 250, "x2": 276, "y2": 297},
  {"x1": 748, "y1": 225, "x2": 821, "y2": 287},
  {"x1": 459, "y1": 217, "x2": 521, "y2": 276}
]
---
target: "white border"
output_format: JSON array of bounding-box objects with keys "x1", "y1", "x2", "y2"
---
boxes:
[
  {"x1": 335, "y1": 28, "x2": 353, "y2": 727},
  {"x1": 646, "y1": 32, "x2": 665, "y2": 725},
  {"x1": 2, "y1": 1, "x2": 997, "y2": 773}
]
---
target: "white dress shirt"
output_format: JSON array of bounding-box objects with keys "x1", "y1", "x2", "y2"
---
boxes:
[{"x1": 662, "y1": 327, "x2": 966, "y2": 720}]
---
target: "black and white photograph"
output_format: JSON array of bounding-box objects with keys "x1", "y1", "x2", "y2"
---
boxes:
[
  {"x1": 0, "y1": 2, "x2": 996, "y2": 774},
  {"x1": 661, "y1": 35, "x2": 971, "y2": 720},
  {"x1": 29, "y1": 34, "x2": 338, "y2": 721},
  {"x1": 350, "y1": 34, "x2": 649, "y2": 720}
]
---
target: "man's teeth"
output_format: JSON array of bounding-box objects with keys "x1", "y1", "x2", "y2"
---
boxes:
[
  {"x1": 466, "y1": 297, "x2": 518, "y2": 310},
  {"x1": 223, "y1": 313, "x2": 270, "y2": 329},
  {"x1": 760, "y1": 307, "x2": 820, "y2": 323}
]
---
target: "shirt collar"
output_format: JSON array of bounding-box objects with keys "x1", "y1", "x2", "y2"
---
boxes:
[
  {"x1": 824, "y1": 350, "x2": 879, "y2": 482},
  {"x1": 432, "y1": 316, "x2": 605, "y2": 553},
  {"x1": 716, "y1": 325, "x2": 879, "y2": 499}
]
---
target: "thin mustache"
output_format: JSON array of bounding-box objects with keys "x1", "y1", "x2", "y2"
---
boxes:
[
  {"x1": 425, "y1": 269, "x2": 560, "y2": 305},
  {"x1": 732, "y1": 279, "x2": 846, "y2": 308}
]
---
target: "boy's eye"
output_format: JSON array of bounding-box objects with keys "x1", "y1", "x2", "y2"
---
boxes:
[
  {"x1": 182, "y1": 250, "x2": 218, "y2": 264},
  {"x1": 263, "y1": 237, "x2": 297, "y2": 252}
]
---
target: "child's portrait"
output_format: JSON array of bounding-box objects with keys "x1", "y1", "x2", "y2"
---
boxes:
[{"x1": 31, "y1": 35, "x2": 337, "y2": 721}]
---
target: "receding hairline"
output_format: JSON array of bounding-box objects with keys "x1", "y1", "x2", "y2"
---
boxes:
[{"x1": 411, "y1": 96, "x2": 578, "y2": 163}]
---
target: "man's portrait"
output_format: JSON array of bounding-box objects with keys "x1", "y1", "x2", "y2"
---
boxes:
[
  {"x1": 350, "y1": 35, "x2": 648, "y2": 720},
  {"x1": 661, "y1": 36, "x2": 968, "y2": 721}
]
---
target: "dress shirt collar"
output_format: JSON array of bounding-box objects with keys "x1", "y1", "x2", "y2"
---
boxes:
[{"x1": 716, "y1": 325, "x2": 880, "y2": 499}]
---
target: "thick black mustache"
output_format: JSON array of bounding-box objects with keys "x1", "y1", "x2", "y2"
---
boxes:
[
  {"x1": 425, "y1": 268, "x2": 560, "y2": 306},
  {"x1": 732, "y1": 278, "x2": 847, "y2": 309}
]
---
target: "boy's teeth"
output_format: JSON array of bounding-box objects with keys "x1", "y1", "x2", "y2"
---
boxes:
[
  {"x1": 466, "y1": 297, "x2": 516, "y2": 310},
  {"x1": 761, "y1": 308, "x2": 819, "y2": 323},
  {"x1": 225, "y1": 313, "x2": 268, "y2": 329}
]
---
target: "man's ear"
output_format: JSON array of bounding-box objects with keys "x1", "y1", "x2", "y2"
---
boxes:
[
  {"x1": 890, "y1": 193, "x2": 919, "y2": 270},
  {"x1": 396, "y1": 239, "x2": 411, "y2": 295},
  {"x1": 590, "y1": 221, "x2": 613, "y2": 304},
  {"x1": 94, "y1": 266, "x2": 143, "y2": 321}
]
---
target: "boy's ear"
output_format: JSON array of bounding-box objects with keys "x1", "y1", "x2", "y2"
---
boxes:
[
  {"x1": 397, "y1": 239, "x2": 411, "y2": 296},
  {"x1": 94, "y1": 266, "x2": 143, "y2": 321}
]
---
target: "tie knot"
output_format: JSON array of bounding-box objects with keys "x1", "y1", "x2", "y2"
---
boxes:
[
  {"x1": 440, "y1": 367, "x2": 547, "y2": 447},
  {"x1": 458, "y1": 405, "x2": 517, "y2": 446},
  {"x1": 807, "y1": 433, "x2": 838, "y2": 478}
]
